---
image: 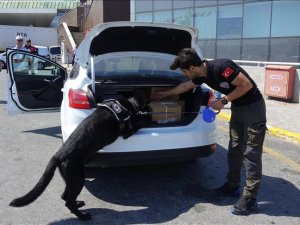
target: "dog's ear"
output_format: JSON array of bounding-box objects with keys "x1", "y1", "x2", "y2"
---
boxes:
[
  {"x1": 118, "y1": 97, "x2": 140, "y2": 117},
  {"x1": 128, "y1": 97, "x2": 140, "y2": 115},
  {"x1": 122, "y1": 120, "x2": 136, "y2": 139}
]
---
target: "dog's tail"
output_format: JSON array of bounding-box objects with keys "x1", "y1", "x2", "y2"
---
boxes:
[{"x1": 9, "y1": 156, "x2": 59, "y2": 207}]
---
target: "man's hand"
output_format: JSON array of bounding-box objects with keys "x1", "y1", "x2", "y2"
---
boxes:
[{"x1": 211, "y1": 99, "x2": 225, "y2": 111}]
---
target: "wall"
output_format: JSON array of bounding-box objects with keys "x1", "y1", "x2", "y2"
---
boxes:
[
  {"x1": 84, "y1": 0, "x2": 130, "y2": 31},
  {"x1": 84, "y1": 0, "x2": 103, "y2": 31},
  {"x1": 59, "y1": 8, "x2": 79, "y2": 28},
  {"x1": 241, "y1": 65, "x2": 300, "y2": 103},
  {"x1": 103, "y1": 0, "x2": 130, "y2": 22}
]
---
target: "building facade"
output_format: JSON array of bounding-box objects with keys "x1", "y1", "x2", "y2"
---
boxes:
[
  {"x1": 0, "y1": 0, "x2": 82, "y2": 27},
  {"x1": 132, "y1": 0, "x2": 300, "y2": 63}
]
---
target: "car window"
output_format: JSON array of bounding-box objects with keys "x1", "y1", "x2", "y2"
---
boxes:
[
  {"x1": 88, "y1": 53, "x2": 184, "y2": 80},
  {"x1": 11, "y1": 52, "x2": 62, "y2": 76},
  {"x1": 50, "y1": 47, "x2": 61, "y2": 55}
]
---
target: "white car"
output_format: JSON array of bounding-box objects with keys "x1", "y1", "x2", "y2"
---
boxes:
[
  {"x1": 49, "y1": 45, "x2": 62, "y2": 64},
  {"x1": 7, "y1": 22, "x2": 217, "y2": 166}
]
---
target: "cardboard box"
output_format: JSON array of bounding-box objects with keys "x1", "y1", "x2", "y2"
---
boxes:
[
  {"x1": 148, "y1": 101, "x2": 182, "y2": 123},
  {"x1": 151, "y1": 87, "x2": 179, "y2": 101}
]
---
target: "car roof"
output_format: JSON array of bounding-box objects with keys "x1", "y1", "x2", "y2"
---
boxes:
[
  {"x1": 76, "y1": 21, "x2": 198, "y2": 69},
  {"x1": 35, "y1": 45, "x2": 48, "y2": 49}
]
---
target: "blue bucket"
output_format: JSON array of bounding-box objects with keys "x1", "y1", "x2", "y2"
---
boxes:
[{"x1": 202, "y1": 107, "x2": 220, "y2": 123}]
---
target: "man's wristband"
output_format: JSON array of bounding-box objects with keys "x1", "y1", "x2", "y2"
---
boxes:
[{"x1": 220, "y1": 97, "x2": 228, "y2": 105}]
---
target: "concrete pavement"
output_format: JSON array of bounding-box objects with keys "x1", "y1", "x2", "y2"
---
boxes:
[{"x1": 218, "y1": 97, "x2": 300, "y2": 144}]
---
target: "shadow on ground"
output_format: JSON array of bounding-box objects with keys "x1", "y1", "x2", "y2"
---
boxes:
[
  {"x1": 48, "y1": 144, "x2": 300, "y2": 225},
  {"x1": 23, "y1": 126, "x2": 62, "y2": 139}
]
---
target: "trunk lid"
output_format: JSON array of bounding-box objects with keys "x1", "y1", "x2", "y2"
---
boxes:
[{"x1": 76, "y1": 22, "x2": 199, "y2": 69}]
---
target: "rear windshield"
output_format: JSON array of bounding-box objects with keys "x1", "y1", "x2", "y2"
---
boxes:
[
  {"x1": 87, "y1": 53, "x2": 186, "y2": 81},
  {"x1": 50, "y1": 47, "x2": 61, "y2": 55}
]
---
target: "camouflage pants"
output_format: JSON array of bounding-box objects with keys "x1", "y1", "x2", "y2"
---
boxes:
[{"x1": 227, "y1": 98, "x2": 267, "y2": 199}]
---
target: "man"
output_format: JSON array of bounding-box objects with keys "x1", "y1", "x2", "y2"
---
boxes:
[
  {"x1": 152, "y1": 48, "x2": 267, "y2": 215},
  {"x1": 25, "y1": 39, "x2": 37, "y2": 54},
  {"x1": 13, "y1": 35, "x2": 30, "y2": 72},
  {"x1": 13, "y1": 35, "x2": 29, "y2": 52}
]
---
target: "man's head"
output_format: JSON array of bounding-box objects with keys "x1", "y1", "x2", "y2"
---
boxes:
[
  {"x1": 170, "y1": 48, "x2": 203, "y2": 70},
  {"x1": 170, "y1": 48, "x2": 204, "y2": 79},
  {"x1": 15, "y1": 35, "x2": 23, "y2": 47},
  {"x1": 26, "y1": 39, "x2": 31, "y2": 46}
]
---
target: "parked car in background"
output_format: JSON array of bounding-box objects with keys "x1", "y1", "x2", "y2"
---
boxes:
[
  {"x1": 36, "y1": 45, "x2": 49, "y2": 58},
  {"x1": 49, "y1": 45, "x2": 62, "y2": 64},
  {"x1": 34, "y1": 45, "x2": 51, "y2": 69},
  {"x1": 7, "y1": 21, "x2": 217, "y2": 167},
  {"x1": 0, "y1": 52, "x2": 6, "y2": 69}
]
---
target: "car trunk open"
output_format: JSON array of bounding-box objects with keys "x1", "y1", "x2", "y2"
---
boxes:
[
  {"x1": 85, "y1": 24, "x2": 206, "y2": 128},
  {"x1": 90, "y1": 26, "x2": 192, "y2": 56},
  {"x1": 87, "y1": 80, "x2": 209, "y2": 128}
]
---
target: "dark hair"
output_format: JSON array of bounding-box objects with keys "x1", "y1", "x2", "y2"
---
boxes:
[
  {"x1": 26, "y1": 39, "x2": 31, "y2": 42},
  {"x1": 170, "y1": 48, "x2": 203, "y2": 70}
]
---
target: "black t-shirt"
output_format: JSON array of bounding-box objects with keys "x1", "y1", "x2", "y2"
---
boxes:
[{"x1": 192, "y1": 59, "x2": 262, "y2": 106}]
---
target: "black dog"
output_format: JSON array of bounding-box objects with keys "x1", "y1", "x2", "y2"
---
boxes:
[{"x1": 10, "y1": 97, "x2": 141, "y2": 220}]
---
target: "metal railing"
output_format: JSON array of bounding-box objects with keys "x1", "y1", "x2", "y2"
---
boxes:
[
  {"x1": 235, "y1": 60, "x2": 300, "y2": 67},
  {"x1": 208, "y1": 59, "x2": 300, "y2": 68}
]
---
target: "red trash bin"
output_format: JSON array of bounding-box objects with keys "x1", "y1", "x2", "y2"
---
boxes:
[{"x1": 264, "y1": 65, "x2": 295, "y2": 100}]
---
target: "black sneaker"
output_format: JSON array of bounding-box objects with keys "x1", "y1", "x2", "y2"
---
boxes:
[
  {"x1": 231, "y1": 196, "x2": 258, "y2": 215},
  {"x1": 211, "y1": 182, "x2": 241, "y2": 197}
]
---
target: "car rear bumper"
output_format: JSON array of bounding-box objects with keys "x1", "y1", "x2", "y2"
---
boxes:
[{"x1": 85, "y1": 144, "x2": 217, "y2": 167}]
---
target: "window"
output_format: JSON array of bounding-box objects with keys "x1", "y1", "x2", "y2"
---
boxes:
[
  {"x1": 217, "y1": 39, "x2": 241, "y2": 60},
  {"x1": 154, "y1": 11, "x2": 172, "y2": 23},
  {"x1": 195, "y1": 7, "x2": 217, "y2": 39},
  {"x1": 135, "y1": 12, "x2": 152, "y2": 22},
  {"x1": 195, "y1": 0, "x2": 217, "y2": 7},
  {"x1": 271, "y1": 0, "x2": 300, "y2": 37},
  {"x1": 217, "y1": 4, "x2": 243, "y2": 39},
  {"x1": 243, "y1": 2, "x2": 271, "y2": 38},
  {"x1": 173, "y1": 0, "x2": 194, "y2": 9},
  {"x1": 174, "y1": 8, "x2": 193, "y2": 26},
  {"x1": 218, "y1": 0, "x2": 243, "y2": 5},
  {"x1": 154, "y1": 0, "x2": 172, "y2": 10},
  {"x1": 198, "y1": 40, "x2": 216, "y2": 59},
  {"x1": 135, "y1": 0, "x2": 152, "y2": 12},
  {"x1": 242, "y1": 39, "x2": 269, "y2": 61},
  {"x1": 270, "y1": 38, "x2": 300, "y2": 62}
]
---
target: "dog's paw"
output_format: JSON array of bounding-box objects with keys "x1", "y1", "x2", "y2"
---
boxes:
[{"x1": 76, "y1": 200, "x2": 85, "y2": 208}]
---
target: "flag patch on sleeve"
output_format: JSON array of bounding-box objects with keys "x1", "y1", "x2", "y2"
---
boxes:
[{"x1": 222, "y1": 67, "x2": 234, "y2": 78}]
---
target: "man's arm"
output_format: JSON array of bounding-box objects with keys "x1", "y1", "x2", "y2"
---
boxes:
[
  {"x1": 152, "y1": 80, "x2": 198, "y2": 100},
  {"x1": 211, "y1": 72, "x2": 253, "y2": 110},
  {"x1": 225, "y1": 72, "x2": 253, "y2": 101}
]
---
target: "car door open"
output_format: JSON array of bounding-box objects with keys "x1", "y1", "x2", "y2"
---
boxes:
[{"x1": 7, "y1": 49, "x2": 67, "y2": 113}]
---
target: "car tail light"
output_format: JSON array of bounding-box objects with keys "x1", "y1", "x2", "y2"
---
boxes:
[
  {"x1": 68, "y1": 88, "x2": 91, "y2": 109},
  {"x1": 209, "y1": 144, "x2": 217, "y2": 152},
  {"x1": 207, "y1": 90, "x2": 216, "y2": 106}
]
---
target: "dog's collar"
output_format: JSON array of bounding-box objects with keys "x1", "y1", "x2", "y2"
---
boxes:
[{"x1": 97, "y1": 99, "x2": 131, "y2": 123}]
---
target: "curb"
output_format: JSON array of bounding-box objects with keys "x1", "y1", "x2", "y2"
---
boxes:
[{"x1": 217, "y1": 111, "x2": 300, "y2": 144}]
